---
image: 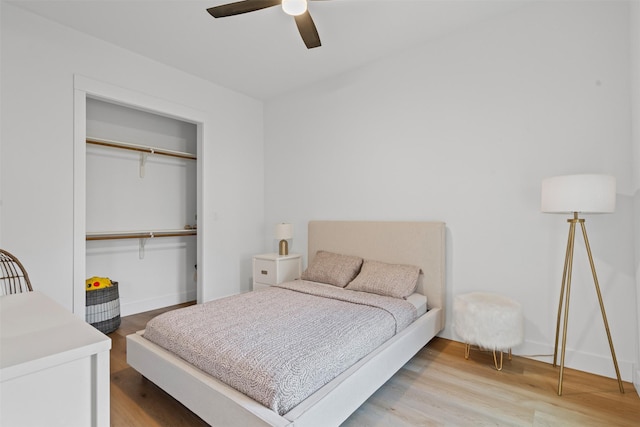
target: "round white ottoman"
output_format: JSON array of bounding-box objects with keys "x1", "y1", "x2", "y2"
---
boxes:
[{"x1": 453, "y1": 292, "x2": 523, "y2": 370}]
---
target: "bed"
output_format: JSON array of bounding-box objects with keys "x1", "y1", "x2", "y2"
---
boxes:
[{"x1": 126, "y1": 220, "x2": 446, "y2": 426}]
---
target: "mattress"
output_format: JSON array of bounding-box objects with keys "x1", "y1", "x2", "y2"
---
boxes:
[
  {"x1": 143, "y1": 281, "x2": 419, "y2": 415},
  {"x1": 406, "y1": 292, "x2": 427, "y2": 316}
]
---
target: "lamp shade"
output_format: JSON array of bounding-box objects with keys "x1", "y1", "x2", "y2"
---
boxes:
[
  {"x1": 275, "y1": 223, "x2": 293, "y2": 240},
  {"x1": 541, "y1": 174, "x2": 616, "y2": 213}
]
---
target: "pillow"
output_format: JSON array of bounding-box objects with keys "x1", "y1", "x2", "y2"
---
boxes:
[
  {"x1": 346, "y1": 260, "x2": 421, "y2": 299},
  {"x1": 300, "y1": 251, "x2": 363, "y2": 287}
]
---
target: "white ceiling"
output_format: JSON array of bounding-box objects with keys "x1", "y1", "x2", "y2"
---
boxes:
[{"x1": 9, "y1": 0, "x2": 531, "y2": 100}]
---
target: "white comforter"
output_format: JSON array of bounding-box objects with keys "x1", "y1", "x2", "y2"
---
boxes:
[{"x1": 143, "y1": 280, "x2": 417, "y2": 415}]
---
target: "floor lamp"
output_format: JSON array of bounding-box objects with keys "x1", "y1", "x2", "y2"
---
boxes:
[{"x1": 541, "y1": 174, "x2": 624, "y2": 396}]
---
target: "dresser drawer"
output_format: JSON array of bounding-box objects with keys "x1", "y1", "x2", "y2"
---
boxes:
[{"x1": 254, "y1": 258, "x2": 276, "y2": 285}]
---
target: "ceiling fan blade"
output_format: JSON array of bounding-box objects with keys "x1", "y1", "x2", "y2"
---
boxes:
[
  {"x1": 294, "y1": 11, "x2": 321, "y2": 49},
  {"x1": 207, "y1": 0, "x2": 281, "y2": 18}
]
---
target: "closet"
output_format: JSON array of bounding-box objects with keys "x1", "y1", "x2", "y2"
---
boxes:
[{"x1": 85, "y1": 98, "x2": 197, "y2": 316}]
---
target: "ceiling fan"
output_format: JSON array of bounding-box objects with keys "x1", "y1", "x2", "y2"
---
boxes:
[{"x1": 207, "y1": 0, "x2": 323, "y2": 49}]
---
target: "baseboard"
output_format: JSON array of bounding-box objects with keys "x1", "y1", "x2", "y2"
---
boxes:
[
  {"x1": 121, "y1": 290, "x2": 197, "y2": 316},
  {"x1": 509, "y1": 339, "x2": 634, "y2": 383},
  {"x1": 634, "y1": 366, "x2": 640, "y2": 397}
]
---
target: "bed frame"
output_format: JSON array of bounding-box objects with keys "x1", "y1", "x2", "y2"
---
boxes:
[{"x1": 127, "y1": 220, "x2": 445, "y2": 426}]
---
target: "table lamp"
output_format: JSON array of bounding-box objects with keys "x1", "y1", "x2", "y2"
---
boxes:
[{"x1": 275, "y1": 223, "x2": 293, "y2": 256}]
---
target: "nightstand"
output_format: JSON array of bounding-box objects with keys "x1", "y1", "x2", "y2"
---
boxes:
[{"x1": 252, "y1": 253, "x2": 302, "y2": 291}]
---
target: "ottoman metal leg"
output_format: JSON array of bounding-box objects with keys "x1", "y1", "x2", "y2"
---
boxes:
[
  {"x1": 492, "y1": 348, "x2": 513, "y2": 371},
  {"x1": 465, "y1": 344, "x2": 512, "y2": 371},
  {"x1": 493, "y1": 350, "x2": 503, "y2": 371}
]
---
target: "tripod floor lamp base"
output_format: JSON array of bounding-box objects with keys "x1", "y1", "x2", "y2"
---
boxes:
[{"x1": 552, "y1": 212, "x2": 624, "y2": 396}]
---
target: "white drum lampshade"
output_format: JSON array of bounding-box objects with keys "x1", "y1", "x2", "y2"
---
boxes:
[{"x1": 541, "y1": 174, "x2": 616, "y2": 214}]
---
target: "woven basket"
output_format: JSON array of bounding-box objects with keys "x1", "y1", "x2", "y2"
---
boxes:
[{"x1": 86, "y1": 281, "x2": 121, "y2": 334}]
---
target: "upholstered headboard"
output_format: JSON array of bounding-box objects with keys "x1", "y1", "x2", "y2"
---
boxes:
[{"x1": 307, "y1": 221, "x2": 446, "y2": 316}]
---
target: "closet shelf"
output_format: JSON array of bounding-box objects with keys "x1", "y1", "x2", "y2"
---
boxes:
[
  {"x1": 86, "y1": 229, "x2": 197, "y2": 241},
  {"x1": 86, "y1": 137, "x2": 196, "y2": 160}
]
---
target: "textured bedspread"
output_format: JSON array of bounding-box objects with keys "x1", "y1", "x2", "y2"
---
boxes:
[{"x1": 143, "y1": 280, "x2": 417, "y2": 415}]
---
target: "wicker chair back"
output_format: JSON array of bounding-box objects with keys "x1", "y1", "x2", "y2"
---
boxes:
[{"x1": 0, "y1": 249, "x2": 33, "y2": 295}]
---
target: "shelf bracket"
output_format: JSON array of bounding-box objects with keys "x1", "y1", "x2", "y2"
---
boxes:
[
  {"x1": 140, "y1": 152, "x2": 147, "y2": 178},
  {"x1": 139, "y1": 149, "x2": 154, "y2": 178},
  {"x1": 139, "y1": 237, "x2": 148, "y2": 259},
  {"x1": 138, "y1": 232, "x2": 155, "y2": 259}
]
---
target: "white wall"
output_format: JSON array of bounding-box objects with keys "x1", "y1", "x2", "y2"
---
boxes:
[
  {"x1": 0, "y1": 3, "x2": 264, "y2": 311},
  {"x1": 265, "y1": 1, "x2": 637, "y2": 381},
  {"x1": 630, "y1": 0, "x2": 640, "y2": 394}
]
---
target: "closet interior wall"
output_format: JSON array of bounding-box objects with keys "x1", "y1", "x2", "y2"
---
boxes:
[{"x1": 86, "y1": 98, "x2": 197, "y2": 316}]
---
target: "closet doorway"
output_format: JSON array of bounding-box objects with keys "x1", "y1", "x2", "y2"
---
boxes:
[{"x1": 73, "y1": 76, "x2": 205, "y2": 318}]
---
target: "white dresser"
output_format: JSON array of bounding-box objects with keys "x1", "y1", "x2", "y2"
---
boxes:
[
  {"x1": 0, "y1": 291, "x2": 111, "y2": 427},
  {"x1": 252, "y1": 253, "x2": 302, "y2": 291}
]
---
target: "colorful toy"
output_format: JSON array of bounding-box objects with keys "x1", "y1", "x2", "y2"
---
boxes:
[{"x1": 86, "y1": 276, "x2": 112, "y2": 291}]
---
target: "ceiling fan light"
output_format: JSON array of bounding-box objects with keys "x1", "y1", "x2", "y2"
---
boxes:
[{"x1": 282, "y1": 0, "x2": 307, "y2": 16}]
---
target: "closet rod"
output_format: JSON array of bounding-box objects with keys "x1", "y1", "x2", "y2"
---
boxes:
[
  {"x1": 86, "y1": 137, "x2": 196, "y2": 160},
  {"x1": 86, "y1": 230, "x2": 197, "y2": 241}
]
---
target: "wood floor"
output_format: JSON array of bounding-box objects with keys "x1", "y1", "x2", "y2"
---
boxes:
[{"x1": 109, "y1": 304, "x2": 640, "y2": 426}]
